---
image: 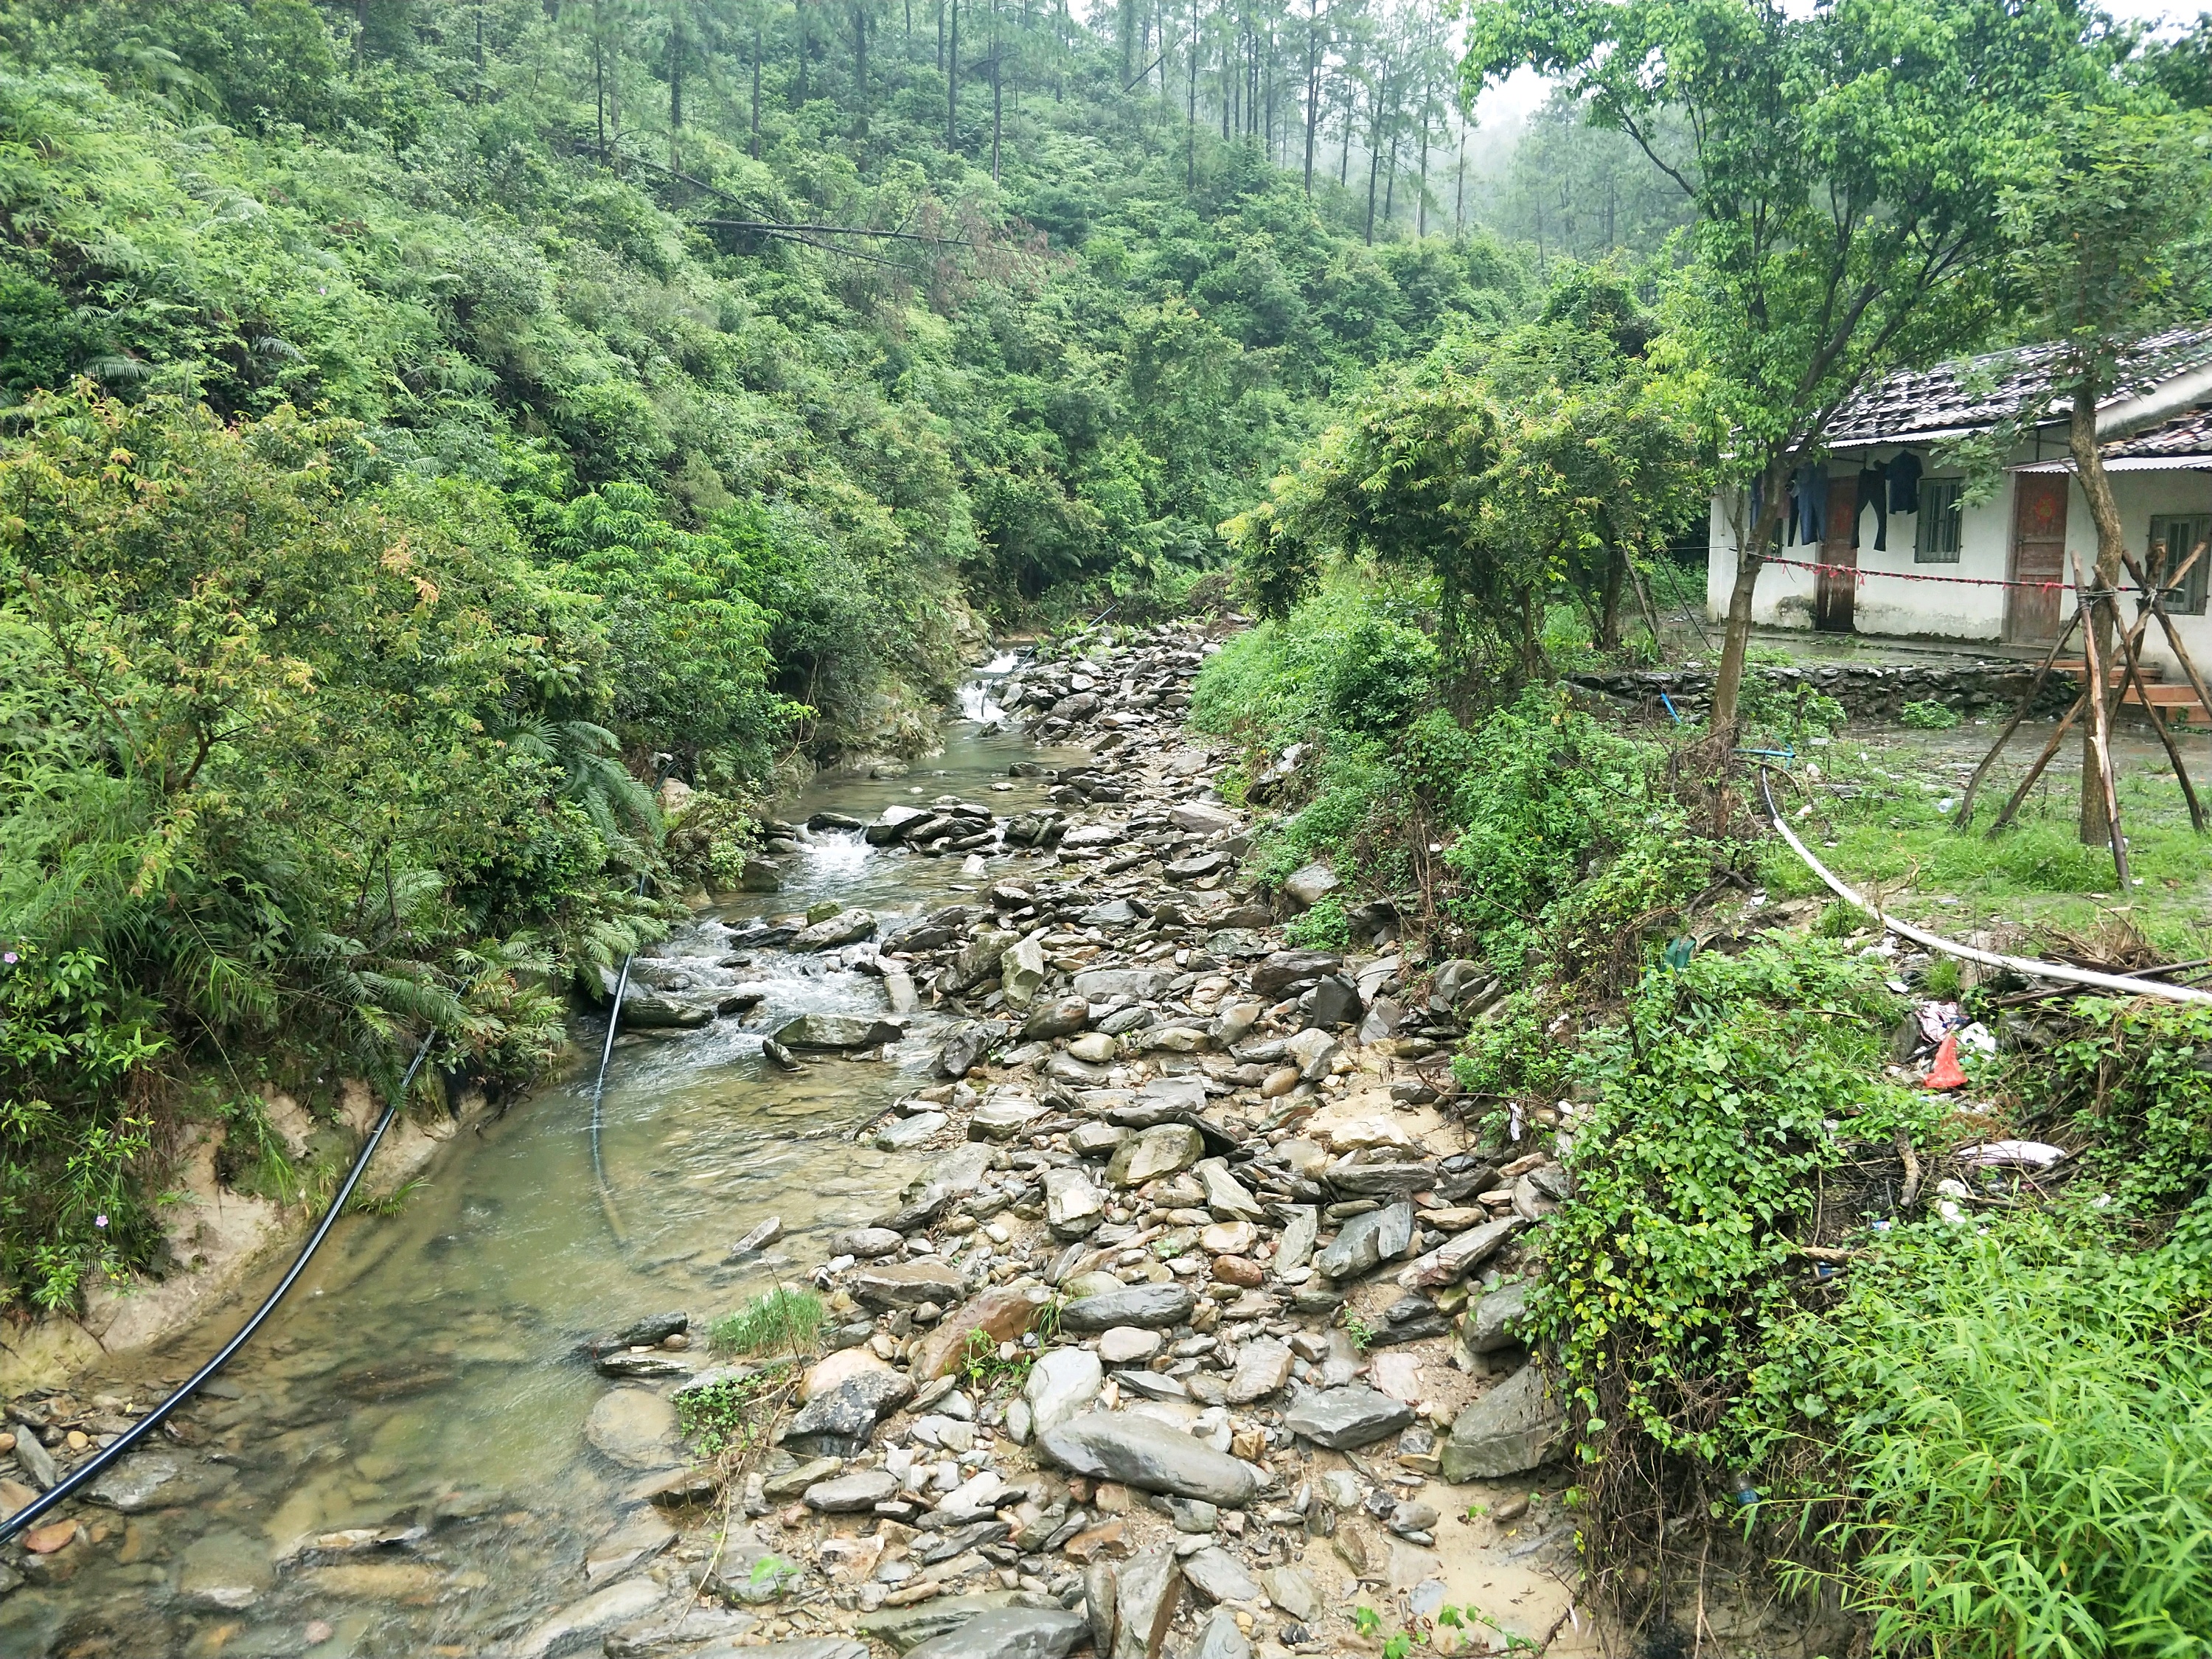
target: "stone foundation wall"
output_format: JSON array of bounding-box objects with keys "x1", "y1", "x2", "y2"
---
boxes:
[{"x1": 1571, "y1": 659, "x2": 2080, "y2": 721}]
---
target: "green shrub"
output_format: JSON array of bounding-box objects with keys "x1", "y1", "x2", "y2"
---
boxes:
[
  {"x1": 1326, "y1": 616, "x2": 1439, "y2": 734},
  {"x1": 1899, "y1": 698, "x2": 1962, "y2": 729},
  {"x1": 1284, "y1": 894, "x2": 1352, "y2": 949},
  {"x1": 1534, "y1": 940, "x2": 1932, "y2": 1495}
]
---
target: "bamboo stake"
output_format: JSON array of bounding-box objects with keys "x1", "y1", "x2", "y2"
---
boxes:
[
  {"x1": 1989, "y1": 689, "x2": 2087, "y2": 833},
  {"x1": 1955, "y1": 605, "x2": 2081, "y2": 827},
  {"x1": 2071, "y1": 549, "x2": 2130, "y2": 886},
  {"x1": 2112, "y1": 546, "x2": 2207, "y2": 832},
  {"x1": 2122, "y1": 543, "x2": 2212, "y2": 773}
]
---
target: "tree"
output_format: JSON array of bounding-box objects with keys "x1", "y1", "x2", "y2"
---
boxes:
[
  {"x1": 1464, "y1": 0, "x2": 2102, "y2": 734},
  {"x1": 1997, "y1": 103, "x2": 2212, "y2": 846}
]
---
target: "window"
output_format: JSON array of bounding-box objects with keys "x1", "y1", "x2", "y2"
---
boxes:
[
  {"x1": 1915, "y1": 479, "x2": 1964, "y2": 563},
  {"x1": 2146, "y1": 514, "x2": 2212, "y2": 616}
]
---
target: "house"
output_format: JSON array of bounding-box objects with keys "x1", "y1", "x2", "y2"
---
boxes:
[{"x1": 1703, "y1": 327, "x2": 2212, "y2": 684}]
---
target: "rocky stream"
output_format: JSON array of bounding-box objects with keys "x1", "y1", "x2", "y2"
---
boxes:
[{"x1": 0, "y1": 628, "x2": 1592, "y2": 1659}]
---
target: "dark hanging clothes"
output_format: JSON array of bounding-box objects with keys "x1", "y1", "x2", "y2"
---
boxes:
[
  {"x1": 1854, "y1": 464, "x2": 1887, "y2": 552},
  {"x1": 1795, "y1": 465, "x2": 1829, "y2": 545},
  {"x1": 1886, "y1": 451, "x2": 1923, "y2": 515}
]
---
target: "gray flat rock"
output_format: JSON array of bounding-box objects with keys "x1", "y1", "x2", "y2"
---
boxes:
[
  {"x1": 1442, "y1": 1362, "x2": 1565, "y2": 1480},
  {"x1": 1034, "y1": 1413, "x2": 1259, "y2": 1505},
  {"x1": 1181, "y1": 1546, "x2": 1262, "y2": 1604},
  {"x1": 1283, "y1": 1385, "x2": 1415, "y2": 1450},
  {"x1": 904, "y1": 1607, "x2": 1091, "y2": 1659},
  {"x1": 1059, "y1": 1284, "x2": 1194, "y2": 1332}
]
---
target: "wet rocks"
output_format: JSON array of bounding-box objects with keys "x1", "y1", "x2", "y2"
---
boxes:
[
  {"x1": 1283, "y1": 1385, "x2": 1415, "y2": 1450},
  {"x1": 790, "y1": 908, "x2": 879, "y2": 950},
  {"x1": 585, "y1": 1388, "x2": 680, "y2": 1469},
  {"x1": 937, "y1": 1019, "x2": 1005, "y2": 1078},
  {"x1": 1441, "y1": 1362, "x2": 1565, "y2": 1479},
  {"x1": 178, "y1": 1530, "x2": 274, "y2": 1610},
  {"x1": 514, "y1": 1576, "x2": 668, "y2": 1658},
  {"x1": 771, "y1": 1012, "x2": 905, "y2": 1050}
]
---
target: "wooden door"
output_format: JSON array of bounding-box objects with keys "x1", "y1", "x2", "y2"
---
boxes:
[
  {"x1": 2006, "y1": 475, "x2": 2069, "y2": 644},
  {"x1": 1815, "y1": 474, "x2": 1856, "y2": 633}
]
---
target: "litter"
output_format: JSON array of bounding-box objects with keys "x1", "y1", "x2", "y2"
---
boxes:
[
  {"x1": 1956, "y1": 1140, "x2": 2067, "y2": 1171},
  {"x1": 1916, "y1": 1001, "x2": 1963, "y2": 1045},
  {"x1": 1957, "y1": 1021, "x2": 1996, "y2": 1055},
  {"x1": 1923, "y1": 1031, "x2": 1969, "y2": 1091}
]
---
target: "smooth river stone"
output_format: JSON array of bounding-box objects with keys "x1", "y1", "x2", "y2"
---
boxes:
[
  {"x1": 1059, "y1": 1284, "x2": 1194, "y2": 1333},
  {"x1": 585, "y1": 1388, "x2": 680, "y2": 1469},
  {"x1": 1034, "y1": 1412, "x2": 1259, "y2": 1505}
]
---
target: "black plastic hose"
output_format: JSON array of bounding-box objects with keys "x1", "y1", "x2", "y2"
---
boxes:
[{"x1": 0, "y1": 1032, "x2": 437, "y2": 1547}]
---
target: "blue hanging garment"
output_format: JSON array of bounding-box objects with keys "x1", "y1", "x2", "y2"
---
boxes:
[
  {"x1": 1854, "y1": 465, "x2": 1887, "y2": 552},
  {"x1": 1795, "y1": 465, "x2": 1829, "y2": 546}
]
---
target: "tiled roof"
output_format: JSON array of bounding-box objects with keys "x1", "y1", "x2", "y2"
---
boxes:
[
  {"x1": 1823, "y1": 325, "x2": 2212, "y2": 448},
  {"x1": 2104, "y1": 404, "x2": 2212, "y2": 459}
]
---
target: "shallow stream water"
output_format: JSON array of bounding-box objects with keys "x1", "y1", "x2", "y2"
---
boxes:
[{"x1": 3, "y1": 671, "x2": 1084, "y2": 1658}]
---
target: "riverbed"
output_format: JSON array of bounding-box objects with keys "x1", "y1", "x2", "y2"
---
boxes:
[{"x1": 0, "y1": 664, "x2": 1088, "y2": 1658}]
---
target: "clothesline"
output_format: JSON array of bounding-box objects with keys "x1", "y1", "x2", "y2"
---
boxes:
[{"x1": 1761, "y1": 555, "x2": 2070, "y2": 593}]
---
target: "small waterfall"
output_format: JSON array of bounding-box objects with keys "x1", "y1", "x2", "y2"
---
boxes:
[{"x1": 954, "y1": 650, "x2": 1020, "y2": 723}]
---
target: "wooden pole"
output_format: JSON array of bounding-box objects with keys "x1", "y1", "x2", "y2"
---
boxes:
[
  {"x1": 2122, "y1": 542, "x2": 2212, "y2": 773},
  {"x1": 1990, "y1": 689, "x2": 2088, "y2": 834},
  {"x1": 2071, "y1": 549, "x2": 2131, "y2": 885},
  {"x1": 2114, "y1": 594, "x2": 2205, "y2": 832},
  {"x1": 1954, "y1": 606, "x2": 2081, "y2": 828}
]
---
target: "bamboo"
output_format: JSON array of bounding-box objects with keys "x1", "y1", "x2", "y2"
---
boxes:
[
  {"x1": 1955, "y1": 606, "x2": 2081, "y2": 827},
  {"x1": 1990, "y1": 689, "x2": 2087, "y2": 833},
  {"x1": 2112, "y1": 557, "x2": 2206, "y2": 832},
  {"x1": 2122, "y1": 542, "x2": 2212, "y2": 774}
]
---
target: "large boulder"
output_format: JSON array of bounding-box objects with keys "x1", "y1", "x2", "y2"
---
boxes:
[
  {"x1": 1072, "y1": 967, "x2": 1177, "y2": 1001},
  {"x1": 790, "y1": 908, "x2": 878, "y2": 950},
  {"x1": 1463, "y1": 1280, "x2": 1533, "y2": 1354},
  {"x1": 783, "y1": 1366, "x2": 915, "y2": 1455},
  {"x1": 1281, "y1": 863, "x2": 1339, "y2": 910},
  {"x1": 905, "y1": 1607, "x2": 1091, "y2": 1659},
  {"x1": 1441, "y1": 1362, "x2": 1565, "y2": 1480},
  {"x1": 864, "y1": 805, "x2": 933, "y2": 844},
  {"x1": 772, "y1": 1013, "x2": 905, "y2": 1050},
  {"x1": 1313, "y1": 1200, "x2": 1415, "y2": 1281},
  {"x1": 1034, "y1": 1413, "x2": 1259, "y2": 1506}
]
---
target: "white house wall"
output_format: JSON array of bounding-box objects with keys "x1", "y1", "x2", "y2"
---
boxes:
[
  {"x1": 2071, "y1": 469, "x2": 2212, "y2": 682},
  {"x1": 1706, "y1": 452, "x2": 2212, "y2": 678}
]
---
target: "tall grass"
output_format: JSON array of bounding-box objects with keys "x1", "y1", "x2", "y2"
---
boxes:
[{"x1": 1784, "y1": 1223, "x2": 2212, "y2": 1658}]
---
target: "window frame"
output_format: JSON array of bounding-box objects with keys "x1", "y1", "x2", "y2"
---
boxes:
[
  {"x1": 1914, "y1": 478, "x2": 1965, "y2": 564},
  {"x1": 2146, "y1": 512, "x2": 2212, "y2": 616}
]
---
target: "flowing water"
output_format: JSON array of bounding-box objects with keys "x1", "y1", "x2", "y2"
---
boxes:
[{"x1": 3, "y1": 667, "x2": 1085, "y2": 1658}]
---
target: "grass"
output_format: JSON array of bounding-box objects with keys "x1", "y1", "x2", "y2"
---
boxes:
[
  {"x1": 1762, "y1": 723, "x2": 2212, "y2": 958},
  {"x1": 709, "y1": 1287, "x2": 825, "y2": 1358},
  {"x1": 1778, "y1": 1217, "x2": 2212, "y2": 1659}
]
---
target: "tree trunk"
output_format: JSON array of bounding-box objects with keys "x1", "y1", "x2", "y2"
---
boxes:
[
  {"x1": 1363, "y1": 69, "x2": 1385, "y2": 243},
  {"x1": 751, "y1": 16, "x2": 762, "y2": 157},
  {"x1": 1185, "y1": 0, "x2": 1197, "y2": 189},
  {"x1": 1600, "y1": 545, "x2": 1624, "y2": 650},
  {"x1": 2070, "y1": 372, "x2": 2128, "y2": 848},
  {"x1": 668, "y1": 4, "x2": 683, "y2": 173},
  {"x1": 1301, "y1": 0, "x2": 1318, "y2": 193},
  {"x1": 853, "y1": 2, "x2": 867, "y2": 137},
  {"x1": 1710, "y1": 467, "x2": 1787, "y2": 733},
  {"x1": 947, "y1": 0, "x2": 958, "y2": 150}
]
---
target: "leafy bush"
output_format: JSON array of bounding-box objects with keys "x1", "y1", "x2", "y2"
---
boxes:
[
  {"x1": 1284, "y1": 894, "x2": 1352, "y2": 950},
  {"x1": 1326, "y1": 616, "x2": 1440, "y2": 734},
  {"x1": 0, "y1": 389, "x2": 652, "y2": 1310},
  {"x1": 1899, "y1": 698, "x2": 1963, "y2": 729},
  {"x1": 1532, "y1": 941, "x2": 1935, "y2": 1557}
]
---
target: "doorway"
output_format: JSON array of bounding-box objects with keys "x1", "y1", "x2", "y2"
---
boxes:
[
  {"x1": 2006, "y1": 475, "x2": 2069, "y2": 644},
  {"x1": 1815, "y1": 474, "x2": 1857, "y2": 633}
]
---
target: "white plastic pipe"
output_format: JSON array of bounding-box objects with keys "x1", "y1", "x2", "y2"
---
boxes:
[{"x1": 1760, "y1": 773, "x2": 2212, "y2": 1006}]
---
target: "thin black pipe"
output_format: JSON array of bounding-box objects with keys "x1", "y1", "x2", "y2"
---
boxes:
[{"x1": 0, "y1": 1032, "x2": 437, "y2": 1546}]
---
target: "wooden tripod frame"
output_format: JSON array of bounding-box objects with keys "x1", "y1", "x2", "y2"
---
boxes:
[{"x1": 1953, "y1": 539, "x2": 2210, "y2": 881}]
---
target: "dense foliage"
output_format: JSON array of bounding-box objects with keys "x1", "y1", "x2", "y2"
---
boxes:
[{"x1": 0, "y1": 0, "x2": 1564, "y2": 1312}]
